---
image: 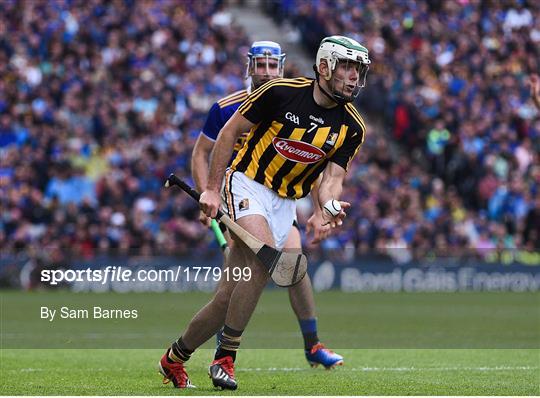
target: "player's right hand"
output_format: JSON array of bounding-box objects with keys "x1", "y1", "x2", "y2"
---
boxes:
[
  {"x1": 199, "y1": 210, "x2": 212, "y2": 227},
  {"x1": 199, "y1": 189, "x2": 221, "y2": 218}
]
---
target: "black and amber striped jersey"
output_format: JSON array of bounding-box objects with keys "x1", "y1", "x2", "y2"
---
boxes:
[{"x1": 231, "y1": 77, "x2": 366, "y2": 199}]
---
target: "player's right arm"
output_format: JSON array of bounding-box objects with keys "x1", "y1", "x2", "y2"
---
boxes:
[
  {"x1": 200, "y1": 111, "x2": 255, "y2": 218},
  {"x1": 201, "y1": 80, "x2": 277, "y2": 218},
  {"x1": 191, "y1": 135, "x2": 215, "y2": 192},
  {"x1": 191, "y1": 134, "x2": 215, "y2": 226},
  {"x1": 192, "y1": 102, "x2": 223, "y2": 225}
]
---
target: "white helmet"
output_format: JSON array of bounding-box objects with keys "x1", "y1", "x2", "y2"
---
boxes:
[{"x1": 315, "y1": 36, "x2": 371, "y2": 103}]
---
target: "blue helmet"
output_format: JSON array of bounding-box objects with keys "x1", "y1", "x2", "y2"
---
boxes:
[{"x1": 246, "y1": 41, "x2": 286, "y2": 88}]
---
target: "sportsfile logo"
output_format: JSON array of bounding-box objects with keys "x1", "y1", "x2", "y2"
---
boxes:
[
  {"x1": 272, "y1": 137, "x2": 325, "y2": 164},
  {"x1": 285, "y1": 111, "x2": 300, "y2": 125}
]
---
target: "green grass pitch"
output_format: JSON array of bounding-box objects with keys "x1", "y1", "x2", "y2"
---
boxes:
[
  {"x1": 1, "y1": 290, "x2": 539, "y2": 395},
  {"x1": 2, "y1": 348, "x2": 539, "y2": 395}
]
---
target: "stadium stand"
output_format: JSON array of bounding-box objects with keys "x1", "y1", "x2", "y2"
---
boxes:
[
  {"x1": 265, "y1": 0, "x2": 539, "y2": 258},
  {"x1": 0, "y1": 0, "x2": 538, "y2": 264}
]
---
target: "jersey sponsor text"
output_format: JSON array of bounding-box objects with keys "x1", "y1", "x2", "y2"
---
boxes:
[{"x1": 272, "y1": 137, "x2": 325, "y2": 164}]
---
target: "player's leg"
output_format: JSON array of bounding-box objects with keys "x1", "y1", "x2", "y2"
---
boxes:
[
  {"x1": 285, "y1": 224, "x2": 344, "y2": 369},
  {"x1": 208, "y1": 170, "x2": 296, "y2": 390},
  {"x1": 224, "y1": 215, "x2": 274, "y2": 328},
  {"x1": 181, "y1": 238, "x2": 244, "y2": 348},
  {"x1": 159, "y1": 237, "x2": 246, "y2": 388},
  {"x1": 286, "y1": 223, "x2": 316, "y2": 320},
  {"x1": 209, "y1": 214, "x2": 275, "y2": 390},
  {"x1": 214, "y1": 223, "x2": 234, "y2": 344}
]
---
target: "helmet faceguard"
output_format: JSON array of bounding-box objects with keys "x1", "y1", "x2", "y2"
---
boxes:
[
  {"x1": 246, "y1": 41, "x2": 286, "y2": 89},
  {"x1": 315, "y1": 36, "x2": 371, "y2": 104}
]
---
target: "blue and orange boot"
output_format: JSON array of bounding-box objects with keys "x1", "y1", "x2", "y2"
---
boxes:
[{"x1": 305, "y1": 343, "x2": 344, "y2": 369}]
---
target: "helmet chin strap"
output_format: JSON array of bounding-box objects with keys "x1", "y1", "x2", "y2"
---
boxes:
[
  {"x1": 332, "y1": 75, "x2": 360, "y2": 103},
  {"x1": 312, "y1": 65, "x2": 350, "y2": 106}
]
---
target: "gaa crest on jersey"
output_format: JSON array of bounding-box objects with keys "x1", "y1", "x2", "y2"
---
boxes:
[
  {"x1": 285, "y1": 111, "x2": 300, "y2": 125},
  {"x1": 272, "y1": 137, "x2": 325, "y2": 164}
]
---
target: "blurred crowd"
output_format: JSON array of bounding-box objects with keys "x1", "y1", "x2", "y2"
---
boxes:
[
  {"x1": 268, "y1": 0, "x2": 540, "y2": 261},
  {"x1": 1, "y1": 0, "x2": 539, "y2": 263},
  {"x1": 0, "y1": 0, "x2": 250, "y2": 258}
]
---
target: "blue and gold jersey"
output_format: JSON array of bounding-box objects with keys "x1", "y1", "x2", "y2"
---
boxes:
[{"x1": 201, "y1": 89, "x2": 250, "y2": 157}]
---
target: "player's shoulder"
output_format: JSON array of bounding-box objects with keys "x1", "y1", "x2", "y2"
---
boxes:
[
  {"x1": 344, "y1": 102, "x2": 367, "y2": 134},
  {"x1": 265, "y1": 76, "x2": 313, "y2": 90},
  {"x1": 217, "y1": 89, "x2": 249, "y2": 109},
  {"x1": 251, "y1": 77, "x2": 313, "y2": 97},
  {"x1": 272, "y1": 76, "x2": 313, "y2": 85}
]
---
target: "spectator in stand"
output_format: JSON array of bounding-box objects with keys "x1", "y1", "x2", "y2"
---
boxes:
[
  {"x1": 265, "y1": 0, "x2": 539, "y2": 257},
  {"x1": 0, "y1": 0, "x2": 250, "y2": 257}
]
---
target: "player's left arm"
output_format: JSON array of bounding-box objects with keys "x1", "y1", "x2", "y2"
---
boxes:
[
  {"x1": 318, "y1": 116, "x2": 365, "y2": 229},
  {"x1": 306, "y1": 175, "x2": 332, "y2": 243},
  {"x1": 310, "y1": 176, "x2": 322, "y2": 213},
  {"x1": 317, "y1": 162, "x2": 351, "y2": 229}
]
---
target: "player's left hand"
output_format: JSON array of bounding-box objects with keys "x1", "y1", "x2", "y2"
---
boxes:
[
  {"x1": 321, "y1": 201, "x2": 350, "y2": 229},
  {"x1": 200, "y1": 189, "x2": 221, "y2": 218},
  {"x1": 306, "y1": 212, "x2": 331, "y2": 244}
]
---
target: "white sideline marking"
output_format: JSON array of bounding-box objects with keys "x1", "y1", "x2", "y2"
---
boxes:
[
  {"x1": 15, "y1": 365, "x2": 539, "y2": 373},
  {"x1": 238, "y1": 365, "x2": 539, "y2": 372}
]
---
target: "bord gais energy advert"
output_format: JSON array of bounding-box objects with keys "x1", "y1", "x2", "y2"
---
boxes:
[{"x1": 1, "y1": 0, "x2": 539, "y2": 396}]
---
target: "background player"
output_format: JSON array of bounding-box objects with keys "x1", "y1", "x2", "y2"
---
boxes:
[{"x1": 199, "y1": 35, "x2": 370, "y2": 390}]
